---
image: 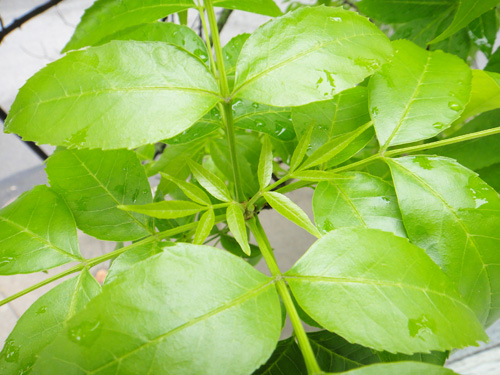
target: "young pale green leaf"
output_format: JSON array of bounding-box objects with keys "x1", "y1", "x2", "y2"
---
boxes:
[
  {"x1": 313, "y1": 172, "x2": 406, "y2": 238},
  {"x1": 300, "y1": 122, "x2": 373, "y2": 170},
  {"x1": 290, "y1": 171, "x2": 352, "y2": 182},
  {"x1": 253, "y1": 337, "x2": 307, "y2": 375},
  {"x1": 286, "y1": 228, "x2": 487, "y2": 354},
  {"x1": 95, "y1": 22, "x2": 209, "y2": 63},
  {"x1": 292, "y1": 86, "x2": 371, "y2": 154},
  {"x1": 263, "y1": 192, "x2": 321, "y2": 238},
  {"x1": 0, "y1": 185, "x2": 81, "y2": 275},
  {"x1": 370, "y1": 40, "x2": 471, "y2": 149},
  {"x1": 46, "y1": 149, "x2": 154, "y2": 241},
  {"x1": 63, "y1": 0, "x2": 281, "y2": 52},
  {"x1": 188, "y1": 160, "x2": 232, "y2": 202},
  {"x1": 0, "y1": 270, "x2": 100, "y2": 375},
  {"x1": 232, "y1": 99, "x2": 295, "y2": 141},
  {"x1": 5, "y1": 41, "x2": 220, "y2": 149},
  {"x1": 357, "y1": 0, "x2": 454, "y2": 24},
  {"x1": 160, "y1": 172, "x2": 211, "y2": 205},
  {"x1": 233, "y1": 6, "x2": 392, "y2": 107},
  {"x1": 431, "y1": 0, "x2": 499, "y2": 44},
  {"x1": 387, "y1": 156, "x2": 500, "y2": 326},
  {"x1": 32, "y1": 244, "x2": 281, "y2": 374},
  {"x1": 193, "y1": 209, "x2": 215, "y2": 245},
  {"x1": 226, "y1": 204, "x2": 251, "y2": 256},
  {"x1": 459, "y1": 70, "x2": 500, "y2": 121},
  {"x1": 335, "y1": 362, "x2": 459, "y2": 375},
  {"x1": 119, "y1": 200, "x2": 206, "y2": 219},
  {"x1": 290, "y1": 125, "x2": 314, "y2": 173},
  {"x1": 258, "y1": 136, "x2": 273, "y2": 189}
]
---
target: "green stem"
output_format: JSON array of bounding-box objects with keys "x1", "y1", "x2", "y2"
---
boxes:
[
  {"x1": 248, "y1": 217, "x2": 322, "y2": 375},
  {"x1": 197, "y1": 6, "x2": 217, "y2": 76},
  {"x1": 0, "y1": 215, "x2": 226, "y2": 307},
  {"x1": 204, "y1": 0, "x2": 244, "y2": 201}
]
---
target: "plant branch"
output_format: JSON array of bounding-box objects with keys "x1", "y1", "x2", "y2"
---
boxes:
[
  {"x1": 248, "y1": 217, "x2": 322, "y2": 375},
  {"x1": 0, "y1": 215, "x2": 226, "y2": 307},
  {"x1": 0, "y1": 0, "x2": 64, "y2": 43}
]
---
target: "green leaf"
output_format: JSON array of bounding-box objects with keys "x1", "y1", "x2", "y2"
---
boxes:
[
  {"x1": 300, "y1": 123, "x2": 373, "y2": 170},
  {"x1": 290, "y1": 125, "x2": 314, "y2": 173},
  {"x1": 224, "y1": 34, "x2": 250, "y2": 90},
  {"x1": 292, "y1": 86, "x2": 371, "y2": 154},
  {"x1": 387, "y1": 156, "x2": 500, "y2": 326},
  {"x1": 258, "y1": 136, "x2": 273, "y2": 190},
  {"x1": 431, "y1": 0, "x2": 500, "y2": 44},
  {"x1": 485, "y1": 46, "x2": 500, "y2": 72},
  {"x1": 263, "y1": 191, "x2": 321, "y2": 238},
  {"x1": 477, "y1": 162, "x2": 500, "y2": 192},
  {"x1": 64, "y1": 0, "x2": 281, "y2": 52},
  {"x1": 188, "y1": 160, "x2": 232, "y2": 202},
  {"x1": 220, "y1": 234, "x2": 262, "y2": 266},
  {"x1": 253, "y1": 337, "x2": 307, "y2": 375},
  {"x1": 232, "y1": 99, "x2": 295, "y2": 141},
  {"x1": 286, "y1": 227, "x2": 487, "y2": 354},
  {"x1": 0, "y1": 185, "x2": 81, "y2": 275},
  {"x1": 233, "y1": 6, "x2": 392, "y2": 107},
  {"x1": 459, "y1": 70, "x2": 500, "y2": 122},
  {"x1": 135, "y1": 144, "x2": 156, "y2": 161},
  {"x1": 226, "y1": 204, "x2": 251, "y2": 256},
  {"x1": 94, "y1": 22, "x2": 209, "y2": 63},
  {"x1": 164, "y1": 112, "x2": 220, "y2": 144},
  {"x1": 119, "y1": 200, "x2": 206, "y2": 219},
  {"x1": 193, "y1": 209, "x2": 215, "y2": 245},
  {"x1": 313, "y1": 172, "x2": 406, "y2": 238},
  {"x1": 0, "y1": 270, "x2": 100, "y2": 375},
  {"x1": 427, "y1": 110, "x2": 500, "y2": 171},
  {"x1": 32, "y1": 244, "x2": 281, "y2": 374},
  {"x1": 369, "y1": 40, "x2": 471, "y2": 149},
  {"x1": 467, "y1": 9, "x2": 497, "y2": 57},
  {"x1": 357, "y1": 0, "x2": 454, "y2": 24},
  {"x1": 335, "y1": 362, "x2": 459, "y2": 375},
  {"x1": 46, "y1": 149, "x2": 153, "y2": 241},
  {"x1": 160, "y1": 172, "x2": 212, "y2": 205},
  {"x1": 290, "y1": 171, "x2": 352, "y2": 182},
  {"x1": 5, "y1": 41, "x2": 220, "y2": 149}
]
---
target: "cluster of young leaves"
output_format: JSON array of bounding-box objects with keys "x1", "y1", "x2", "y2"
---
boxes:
[{"x1": 2, "y1": 0, "x2": 500, "y2": 374}]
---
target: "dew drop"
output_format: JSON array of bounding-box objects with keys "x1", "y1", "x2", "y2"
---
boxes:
[
  {"x1": 274, "y1": 123, "x2": 287, "y2": 137},
  {"x1": 35, "y1": 306, "x2": 48, "y2": 315},
  {"x1": 408, "y1": 315, "x2": 436, "y2": 338},
  {"x1": 68, "y1": 320, "x2": 102, "y2": 347},
  {"x1": 329, "y1": 17, "x2": 342, "y2": 22},
  {"x1": 0, "y1": 257, "x2": 14, "y2": 267},
  {"x1": 432, "y1": 122, "x2": 445, "y2": 130},
  {"x1": 252, "y1": 102, "x2": 260, "y2": 109},
  {"x1": 3, "y1": 340, "x2": 20, "y2": 363},
  {"x1": 255, "y1": 121, "x2": 265, "y2": 128},
  {"x1": 448, "y1": 102, "x2": 462, "y2": 111},
  {"x1": 322, "y1": 218, "x2": 335, "y2": 233},
  {"x1": 371, "y1": 106, "x2": 379, "y2": 118}
]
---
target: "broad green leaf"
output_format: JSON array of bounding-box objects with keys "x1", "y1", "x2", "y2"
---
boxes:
[
  {"x1": 164, "y1": 110, "x2": 221, "y2": 144},
  {"x1": 135, "y1": 144, "x2": 156, "y2": 161},
  {"x1": 193, "y1": 209, "x2": 215, "y2": 245},
  {"x1": 147, "y1": 139, "x2": 205, "y2": 177},
  {"x1": 46, "y1": 149, "x2": 153, "y2": 241},
  {"x1": 357, "y1": 0, "x2": 454, "y2": 24},
  {"x1": 32, "y1": 244, "x2": 281, "y2": 374},
  {"x1": 263, "y1": 192, "x2": 321, "y2": 238},
  {"x1": 119, "y1": 200, "x2": 206, "y2": 219},
  {"x1": 300, "y1": 123, "x2": 373, "y2": 170},
  {"x1": 188, "y1": 160, "x2": 232, "y2": 202},
  {"x1": 160, "y1": 172, "x2": 211, "y2": 205},
  {"x1": 427, "y1": 110, "x2": 500, "y2": 171},
  {"x1": 5, "y1": 41, "x2": 220, "y2": 149},
  {"x1": 220, "y1": 234, "x2": 262, "y2": 265},
  {"x1": 94, "y1": 22, "x2": 209, "y2": 63},
  {"x1": 290, "y1": 125, "x2": 314, "y2": 173},
  {"x1": 0, "y1": 270, "x2": 100, "y2": 375},
  {"x1": 477, "y1": 162, "x2": 500, "y2": 192},
  {"x1": 178, "y1": 9, "x2": 188, "y2": 25},
  {"x1": 459, "y1": 70, "x2": 500, "y2": 121},
  {"x1": 105, "y1": 241, "x2": 170, "y2": 284},
  {"x1": 370, "y1": 40, "x2": 471, "y2": 149},
  {"x1": 313, "y1": 172, "x2": 406, "y2": 237},
  {"x1": 233, "y1": 99, "x2": 295, "y2": 141},
  {"x1": 0, "y1": 185, "x2": 81, "y2": 275},
  {"x1": 431, "y1": 0, "x2": 500, "y2": 44},
  {"x1": 335, "y1": 362, "x2": 459, "y2": 375},
  {"x1": 64, "y1": 0, "x2": 281, "y2": 52},
  {"x1": 290, "y1": 171, "x2": 351, "y2": 182},
  {"x1": 233, "y1": 7, "x2": 392, "y2": 107},
  {"x1": 226, "y1": 204, "x2": 251, "y2": 256},
  {"x1": 387, "y1": 156, "x2": 500, "y2": 326},
  {"x1": 286, "y1": 228, "x2": 487, "y2": 354},
  {"x1": 467, "y1": 10, "x2": 497, "y2": 57},
  {"x1": 485, "y1": 47, "x2": 500, "y2": 72},
  {"x1": 258, "y1": 136, "x2": 273, "y2": 189},
  {"x1": 253, "y1": 337, "x2": 307, "y2": 375},
  {"x1": 292, "y1": 86, "x2": 371, "y2": 153},
  {"x1": 430, "y1": 24, "x2": 472, "y2": 62}
]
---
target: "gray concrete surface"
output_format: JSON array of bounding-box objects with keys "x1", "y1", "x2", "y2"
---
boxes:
[{"x1": 0, "y1": 1, "x2": 499, "y2": 374}]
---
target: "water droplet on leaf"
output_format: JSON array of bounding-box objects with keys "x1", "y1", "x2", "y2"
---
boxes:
[
  {"x1": 36, "y1": 306, "x2": 48, "y2": 315},
  {"x1": 252, "y1": 102, "x2": 259, "y2": 109},
  {"x1": 3, "y1": 340, "x2": 20, "y2": 363},
  {"x1": 432, "y1": 122, "x2": 445, "y2": 130},
  {"x1": 68, "y1": 320, "x2": 102, "y2": 347},
  {"x1": 448, "y1": 102, "x2": 462, "y2": 111},
  {"x1": 408, "y1": 315, "x2": 436, "y2": 338},
  {"x1": 329, "y1": 17, "x2": 342, "y2": 22}
]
